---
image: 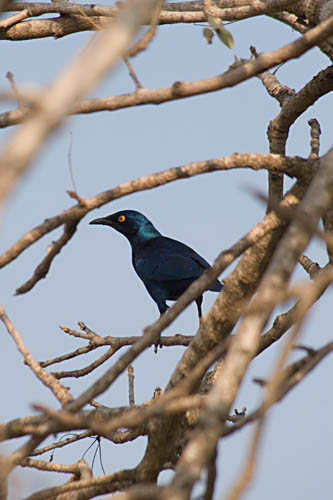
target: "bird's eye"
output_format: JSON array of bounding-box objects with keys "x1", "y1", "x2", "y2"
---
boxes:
[{"x1": 118, "y1": 215, "x2": 126, "y2": 223}]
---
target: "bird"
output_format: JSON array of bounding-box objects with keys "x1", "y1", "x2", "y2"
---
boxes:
[{"x1": 90, "y1": 210, "x2": 223, "y2": 323}]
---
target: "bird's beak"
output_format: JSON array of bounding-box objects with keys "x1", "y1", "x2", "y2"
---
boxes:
[{"x1": 89, "y1": 217, "x2": 112, "y2": 226}]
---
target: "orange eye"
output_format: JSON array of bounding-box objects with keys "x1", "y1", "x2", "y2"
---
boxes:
[{"x1": 118, "y1": 215, "x2": 126, "y2": 223}]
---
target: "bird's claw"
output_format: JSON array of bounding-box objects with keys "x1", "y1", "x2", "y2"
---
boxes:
[{"x1": 154, "y1": 334, "x2": 162, "y2": 353}]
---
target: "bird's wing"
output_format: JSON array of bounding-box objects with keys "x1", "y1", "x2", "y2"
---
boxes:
[
  {"x1": 135, "y1": 237, "x2": 210, "y2": 282},
  {"x1": 163, "y1": 237, "x2": 212, "y2": 271},
  {"x1": 147, "y1": 254, "x2": 204, "y2": 281}
]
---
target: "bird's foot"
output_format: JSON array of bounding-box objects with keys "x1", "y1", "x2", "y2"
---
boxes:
[{"x1": 154, "y1": 336, "x2": 163, "y2": 354}]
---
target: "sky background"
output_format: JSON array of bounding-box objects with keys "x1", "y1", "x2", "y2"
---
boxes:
[{"x1": 0, "y1": 2, "x2": 332, "y2": 498}]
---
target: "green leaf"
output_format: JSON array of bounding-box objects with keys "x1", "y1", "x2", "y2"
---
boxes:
[
  {"x1": 206, "y1": 14, "x2": 234, "y2": 49},
  {"x1": 202, "y1": 27, "x2": 214, "y2": 44},
  {"x1": 216, "y1": 26, "x2": 234, "y2": 49}
]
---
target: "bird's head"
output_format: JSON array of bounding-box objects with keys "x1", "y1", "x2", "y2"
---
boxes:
[{"x1": 90, "y1": 210, "x2": 161, "y2": 243}]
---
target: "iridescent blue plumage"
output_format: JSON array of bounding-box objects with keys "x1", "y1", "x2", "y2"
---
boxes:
[{"x1": 90, "y1": 210, "x2": 223, "y2": 318}]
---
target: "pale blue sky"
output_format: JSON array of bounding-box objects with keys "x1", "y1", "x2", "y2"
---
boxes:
[{"x1": 0, "y1": 4, "x2": 332, "y2": 498}]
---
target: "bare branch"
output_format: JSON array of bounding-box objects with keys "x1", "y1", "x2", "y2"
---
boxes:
[
  {"x1": 167, "y1": 175, "x2": 308, "y2": 391},
  {"x1": 6, "y1": 71, "x2": 24, "y2": 107},
  {"x1": 225, "y1": 261, "x2": 332, "y2": 500},
  {"x1": 0, "y1": 0, "x2": 161, "y2": 205},
  {"x1": 2, "y1": 21, "x2": 333, "y2": 129},
  {"x1": 266, "y1": 64, "x2": 333, "y2": 210},
  {"x1": 0, "y1": 153, "x2": 312, "y2": 294},
  {"x1": 123, "y1": 57, "x2": 142, "y2": 89},
  {"x1": 0, "y1": 305, "x2": 72, "y2": 406},
  {"x1": 30, "y1": 431, "x2": 93, "y2": 457},
  {"x1": 21, "y1": 457, "x2": 90, "y2": 475},
  {"x1": 268, "y1": 65, "x2": 333, "y2": 156},
  {"x1": 225, "y1": 304, "x2": 304, "y2": 500},
  {"x1": 169, "y1": 148, "x2": 333, "y2": 498},
  {"x1": 128, "y1": 365, "x2": 135, "y2": 406},
  {"x1": 41, "y1": 332, "x2": 193, "y2": 369},
  {"x1": 0, "y1": 1, "x2": 301, "y2": 43},
  {"x1": 223, "y1": 341, "x2": 333, "y2": 438},
  {"x1": 204, "y1": 447, "x2": 217, "y2": 500},
  {"x1": 298, "y1": 254, "x2": 321, "y2": 278},
  {"x1": 250, "y1": 45, "x2": 296, "y2": 106},
  {"x1": 15, "y1": 221, "x2": 78, "y2": 294},
  {"x1": 126, "y1": 0, "x2": 162, "y2": 58},
  {"x1": 308, "y1": 118, "x2": 322, "y2": 159},
  {"x1": 52, "y1": 346, "x2": 118, "y2": 380},
  {"x1": 22, "y1": 468, "x2": 136, "y2": 500},
  {"x1": 0, "y1": 8, "x2": 30, "y2": 29}
]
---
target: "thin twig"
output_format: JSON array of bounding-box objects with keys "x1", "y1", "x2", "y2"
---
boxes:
[
  {"x1": 298, "y1": 254, "x2": 321, "y2": 278},
  {"x1": 0, "y1": 305, "x2": 72, "y2": 405},
  {"x1": 51, "y1": 346, "x2": 117, "y2": 379},
  {"x1": 6, "y1": 71, "x2": 24, "y2": 107},
  {"x1": 0, "y1": 8, "x2": 29, "y2": 29},
  {"x1": 126, "y1": 0, "x2": 162, "y2": 58},
  {"x1": 30, "y1": 431, "x2": 93, "y2": 457},
  {"x1": 15, "y1": 221, "x2": 78, "y2": 294},
  {"x1": 67, "y1": 131, "x2": 84, "y2": 205},
  {"x1": 222, "y1": 341, "x2": 333, "y2": 438},
  {"x1": 250, "y1": 45, "x2": 295, "y2": 106},
  {"x1": 0, "y1": 0, "x2": 161, "y2": 206},
  {"x1": 21, "y1": 457, "x2": 86, "y2": 474},
  {"x1": 41, "y1": 330, "x2": 193, "y2": 369},
  {"x1": 123, "y1": 57, "x2": 142, "y2": 89},
  {"x1": 128, "y1": 365, "x2": 135, "y2": 406},
  {"x1": 308, "y1": 118, "x2": 321, "y2": 159}
]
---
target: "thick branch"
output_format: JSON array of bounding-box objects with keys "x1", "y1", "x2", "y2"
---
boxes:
[
  {"x1": 2, "y1": 20, "x2": 333, "y2": 130},
  {"x1": 0, "y1": 1, "x2": 300, "y2": 41},
  {"x1": 170, "y1": 148, "x2": 333, "y2": 498}
]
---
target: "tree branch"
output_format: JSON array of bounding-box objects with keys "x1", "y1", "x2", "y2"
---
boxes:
[
  {"x1": 2, "y1": 19, "x2": 333, "y2": 129},
  {"x1": 0, "y1": 0, "x2": 160, "y2": 206},
  {"x1": 0, "y1": 305, "x2": 72, "y2": 406},
  {"x1": 0, "y1": 153, "x2": 310, "y2": 294},
  {"x1": 169, "y1": 148, "x2": 333, "y2": 497},
  {"x1": 0, "y1": 1, "x2": 301, "y2": 42}
]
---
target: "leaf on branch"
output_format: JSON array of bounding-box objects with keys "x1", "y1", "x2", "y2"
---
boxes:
[
  {"x1": 207, "y1": 15, "x2": 234, "y2": 49},
  {"x1": 202, "y1": 27, "x2": 214, "y2": 44}
]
